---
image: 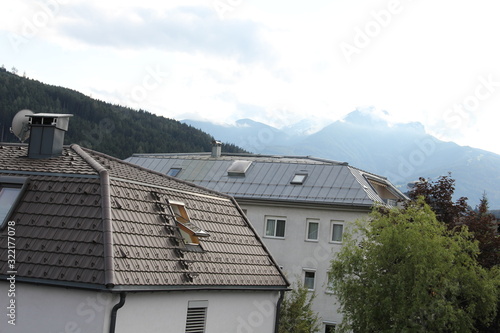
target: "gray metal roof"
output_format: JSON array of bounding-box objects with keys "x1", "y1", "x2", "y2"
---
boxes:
[
  {"x1": 126, "y1": 153, "x2": 407, "y2": 208},
  {"x1": 0, "y1": 144, "x2": 288, "y2": 290}
]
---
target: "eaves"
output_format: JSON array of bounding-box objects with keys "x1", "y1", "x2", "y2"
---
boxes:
[
  {"x1": 234, "y1": 197, "x2": 374, "y2": 213},
  {"x1": 0, "y1": 276, "x2": 289, "y2": 293}
]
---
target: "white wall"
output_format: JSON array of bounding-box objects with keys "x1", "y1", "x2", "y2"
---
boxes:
[
  {"x1": 0, "y1": 282, "x2": 281, "y2": 333},
  {"x1": 0, "y1": 281, "x2": 116, "y2": 333},
  {"x1": 242, "y1": 202, "x2": 369, "y2": 327},
  {"x1": 115, "y1": 290, "x2": 281, "y2": 333}
]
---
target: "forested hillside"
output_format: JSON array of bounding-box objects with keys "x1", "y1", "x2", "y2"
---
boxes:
[{"x1": 0, "y1": 68, "x2": 245, "y2": 159}]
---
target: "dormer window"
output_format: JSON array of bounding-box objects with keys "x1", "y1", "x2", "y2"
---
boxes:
[
  {"x1": 291, "y1": 173, "x2": 307, "y2": 185},
  {"x1": 169, "y1": 201, "x2": 209, "y2": 245},
  {"x1": 365, "y1": 176, "x2": 399, "y2": 204},
  {"x1": 0, "y1": 176, "x2": 28, "y2": 229}
]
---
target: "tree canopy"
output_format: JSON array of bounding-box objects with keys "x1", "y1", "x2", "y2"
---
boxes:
[
  {"x1": 278, "y1": 282, "x2": 320, "y2": 333},
  {"x1": 408, "y1": 173, "x2": 469, "y2": 228},
  {"x1": 329, "y1": 198, "x2": 499, "y2": 332}
]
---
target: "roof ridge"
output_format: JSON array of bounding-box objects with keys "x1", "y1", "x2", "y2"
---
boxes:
[
  {"x1": 86, "y1": 147, "x2": 237, "y2": 201},
  {"x1": 348, "y1": 164, "x2": 388, "y2": 180}
]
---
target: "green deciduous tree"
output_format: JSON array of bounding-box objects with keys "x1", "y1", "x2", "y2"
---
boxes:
[
  {"x1": 278, "y1": 282, "x2": 321, "y2": 333},
  {"x1": 329, "y1": 198, "x2": 499, "y2": 332}
]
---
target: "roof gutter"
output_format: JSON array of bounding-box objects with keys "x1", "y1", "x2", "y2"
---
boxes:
[{"x1": 71, "y1": 144, "x2": 115, "y2": 288}]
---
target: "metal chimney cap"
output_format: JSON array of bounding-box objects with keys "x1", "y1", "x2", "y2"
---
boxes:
[{"x1": 27, "y1": 113, "x2": 74, "y2": 118}]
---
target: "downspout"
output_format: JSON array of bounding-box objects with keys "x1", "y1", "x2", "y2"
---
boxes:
[
  {"x1": 274, "y1": 290, "x2": 285, "y2": 333},
  {"x1": 71, "y1": 144, "x2": 115, "y2": 287},
  {"x1": 109, "y1": 292, "x2": 126, "y2": 333}
]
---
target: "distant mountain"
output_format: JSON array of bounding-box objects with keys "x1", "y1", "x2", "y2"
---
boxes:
[
  {"x1": 0, "y1": 69, "x2": 246, "y2": 159},
  {"x1": 183, "y1": 110, "x2": 500, "y2": 208}
]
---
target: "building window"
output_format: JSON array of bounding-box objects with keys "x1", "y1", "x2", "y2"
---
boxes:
[
  {"x1": 306, "y1": 219, "x2": 319, "y2": 241},
  {"x1": 291, "y1": 173, "x2": 307, "y2": 184},
  {"x1": 185, "y1": 300, "x2": 208, "y2": 333},
  {"x1": 0, "y1": 177, "x2": 28, "y2": 229},
  {"x1": 166, "y1": 168, "x2": 182, "y2": 177},
  {"x1": 304, "y1": 270, "x2": 316, "y2": 290},
  {"x1": 265, "y1": 217, "x2": 286, "y2": 238},
  {"x1": 331, "y1": 222, "x2": 344, "y2": 243},
  {"x1": 169, "y1": 201, "x2": 209, "y2": 245},
  {"x1": 324, "y1": 323, "x2": 336, "y2": 333}
]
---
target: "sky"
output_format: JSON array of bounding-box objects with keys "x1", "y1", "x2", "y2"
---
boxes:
[{"x1": 1, "y1": 0, "x2": 500, "y2": 154}]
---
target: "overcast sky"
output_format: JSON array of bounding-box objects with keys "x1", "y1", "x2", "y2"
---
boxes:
[{"x1": 1, "y1": 0, "x2": 499, "y2": 154}]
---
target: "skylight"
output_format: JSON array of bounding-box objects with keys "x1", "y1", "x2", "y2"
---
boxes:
[
  {"x1": 166, "y1": 168, "x2": 182, "y2": 177},
  {"x1": 291, "y1": 173, "x2": 307, "y2": 185},
  {"x1": 169, "y1": 201, "x2": 209, "y2": 246},
  {"x1": 227, "y1": 160, "x2": 252, "y2": 176},
  {"x1": 0, "y1": 177, "x2": 28, "y2": 229}
]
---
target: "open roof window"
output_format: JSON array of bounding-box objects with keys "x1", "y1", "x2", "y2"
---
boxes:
[
  {"x1": 166, "y1": 167, "x2": 182, "y2": 177},
  {"x1": 0, "y1": 176, "x2": 28, "y2": 229},
  {"x1": 365, "y1": 176, "x2": 399, "y2": 204},
  {"x1": 169, "y1": 201, "x2": 209, "y2": 246},
  {"x1": 291, "y1": 173, "x2": 308, "y2": 185},
  {"x1": 227, "y1": 160, "x2": 252, "y2": 176}
]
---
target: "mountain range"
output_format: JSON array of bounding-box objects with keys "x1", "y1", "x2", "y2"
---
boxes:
[
  {"x1": 183, "y1": 110, "x2": 500, "y2": 209},
  {"x1": 1, "y1": 68, "x2": 496, "y2": 208}
]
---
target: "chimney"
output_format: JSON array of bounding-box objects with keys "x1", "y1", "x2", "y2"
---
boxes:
[
  {"x1": 211, "y1": 140, "x2": 222, "y2": 158},
  {"x1": 27, "y1": 113, "x2": 73, "y2": 159}
]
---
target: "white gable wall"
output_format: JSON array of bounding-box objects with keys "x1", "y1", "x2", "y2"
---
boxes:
[
  {"x1": 0, "y1": 281, "x2": 115, "y2": 333},
  {"x1": 1, "y1": 282, "x2": 281, "y2": 333},
  {"x1": 240, "y1": 201, "x2": 369, "y2": 328},
  {"x1": 115, "y1": 290, "x2": 281, "y2": 333}
]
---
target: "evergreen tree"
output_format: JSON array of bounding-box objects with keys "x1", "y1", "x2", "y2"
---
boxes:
[{"x1": 0, "y1": 70, "x2": 248, "y2": 158}]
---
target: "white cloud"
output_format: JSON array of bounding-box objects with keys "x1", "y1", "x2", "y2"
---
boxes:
[{"x1": 1, "y1": 0, "x2": 500, "y2": 154}]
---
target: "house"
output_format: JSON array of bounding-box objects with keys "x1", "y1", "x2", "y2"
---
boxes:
[
  {"x1": 0, "y1": 114, "x2": 288, "y2": 333},
  {"x1": 126, "y1": 141, "x2": 408, "y2": 332}
]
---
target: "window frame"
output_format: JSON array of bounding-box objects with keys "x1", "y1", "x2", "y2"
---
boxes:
[
  {"x1": 305, "y1": 219, "x2": 319, "y2": 242},
  {"x1": 169, "y1": 200, "x2": 209, "y2": 246},
  {"x1": 166, "y1": 167, "x2": 182, "y2": 177},
  {"x1": 0, "y1": 176, "x2": 28, "y2": 230},
  {"x1": 264, "y1": 216, "x2": 286, "y2": 239},
  {"x1": 330, "y1": 221, "x2": 344, "y2": 243},
  {"x1": 303, "y1": 269, "x2": 316, "y2": 291},
  {"x1": 291, "y1": 173, "x2": 308, "y2": 184}
]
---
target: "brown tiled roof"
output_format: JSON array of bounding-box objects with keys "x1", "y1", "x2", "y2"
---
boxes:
[{"x1": 0, "y1": 143, "x2": 288, "y2": 290}]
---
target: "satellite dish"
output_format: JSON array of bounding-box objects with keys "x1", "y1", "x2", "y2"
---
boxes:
[{"x1": 10, "y1": 109, "x2": 34, "y2": 142}]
